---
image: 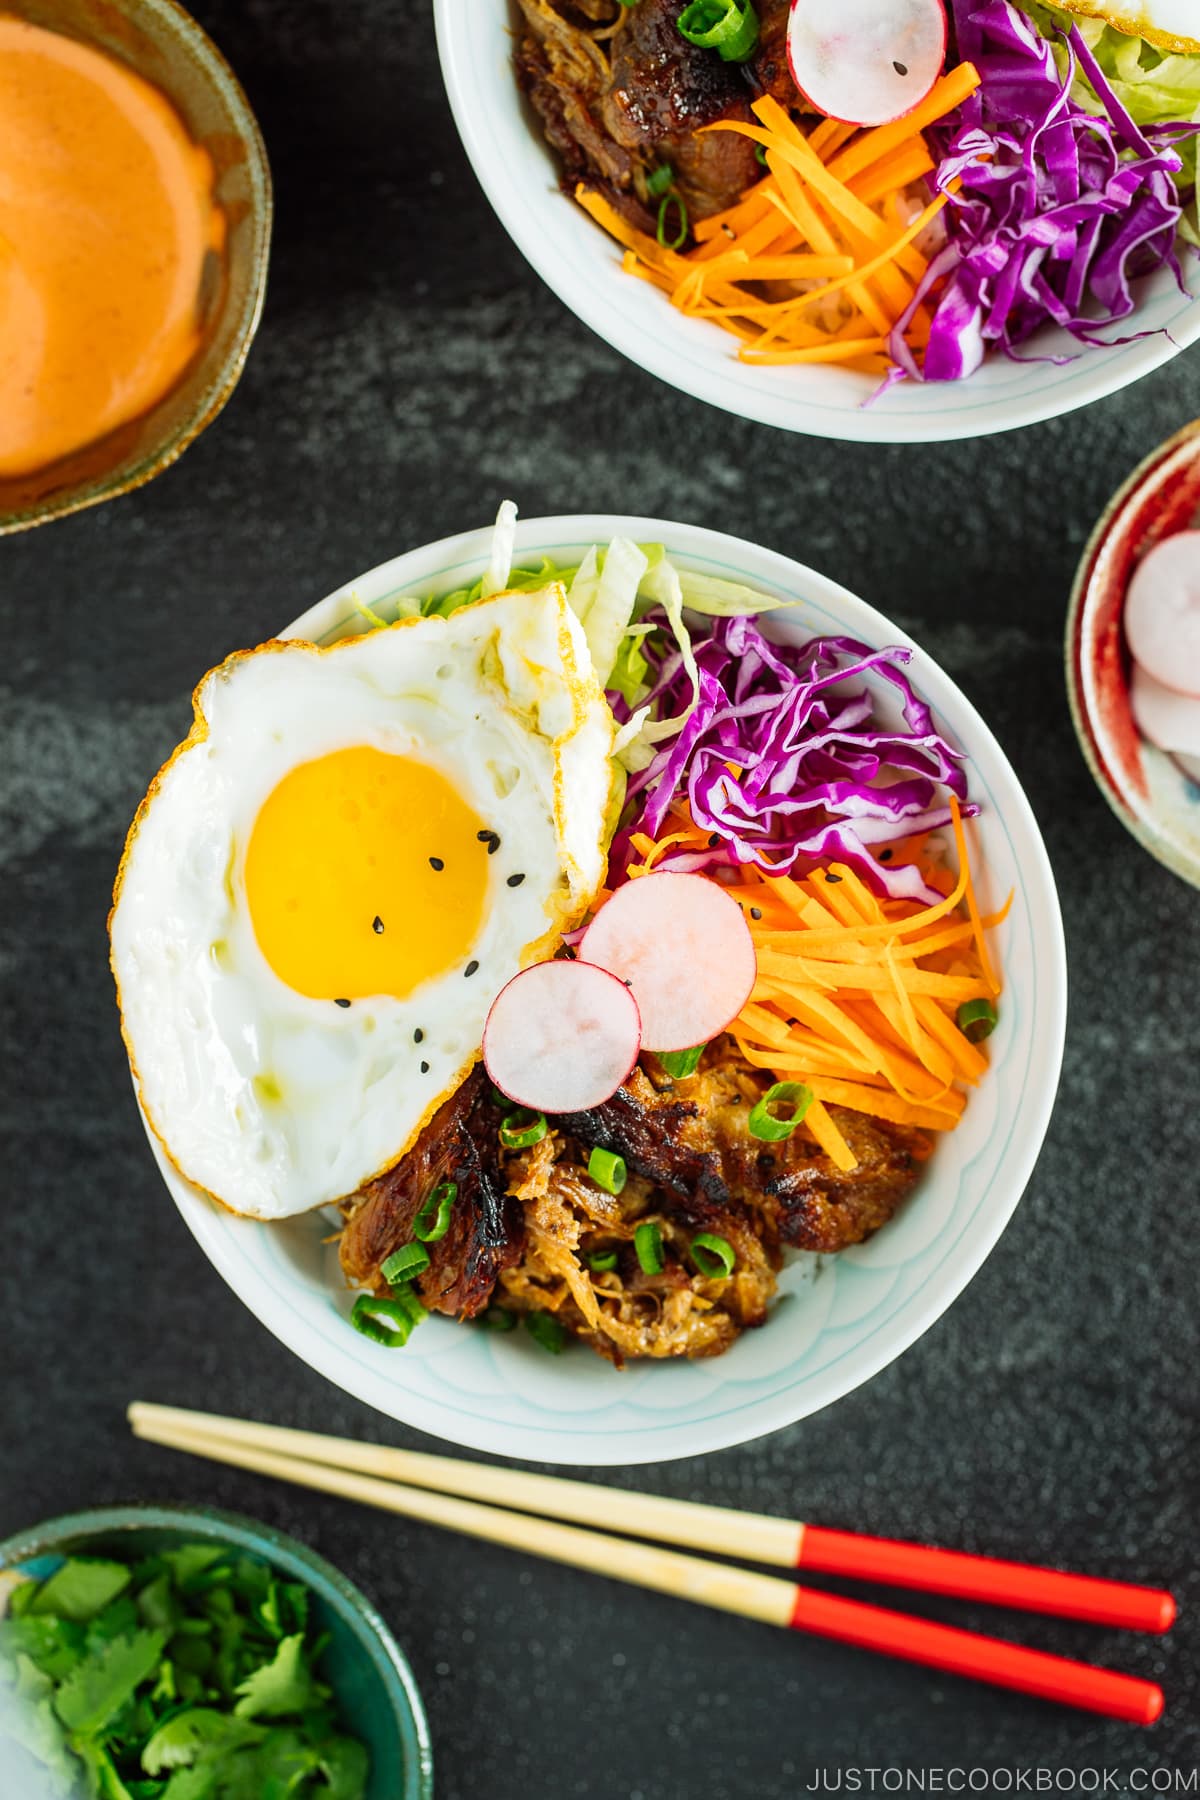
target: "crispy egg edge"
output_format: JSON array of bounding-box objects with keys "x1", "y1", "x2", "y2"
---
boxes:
[{"x1": 1055, "y1": 0, "x2": 1200, "y2": 55}]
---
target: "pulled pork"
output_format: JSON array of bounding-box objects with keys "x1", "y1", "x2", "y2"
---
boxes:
[{"x1": 339, "y1": 1040, "x2": 928, "y2": 1365}]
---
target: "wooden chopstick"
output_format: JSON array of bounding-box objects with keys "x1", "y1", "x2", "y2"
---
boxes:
[
  {"x1": 128, "y1": 1404, "x2": 1175, "y2": 1633},
  {"x1": 128, "y1": 1407, "x2": 1166, "y2": 1725}
]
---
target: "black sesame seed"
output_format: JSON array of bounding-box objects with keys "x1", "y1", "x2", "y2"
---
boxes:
[
  {"x1": 708, "y1": 833, "x2": 720, "y2": 848},
  {"x1": 623, "y1": 978, "x2": 633, "y2": 988},
  {"x1": 487, "y1": 836, "x2": 500, "y2": 855},
  {"x1": 750, "y1": 906, "x2": 763, "y2": 921},
  {"x1": 893, "y1": 59, "x2": 908, "y2": 75},
  {"x1": 879, "y1": 849, "x2": 894, "y2": 862},
  {"x1": 476, "y1": 829, "x2": 492, "y2": 843},
  {"x1": 825, "y1": 871, "x2": 843, "y2": 883},
  {"x1": 506, "y1": 872, "x2": 526, "y2": 888},
  {"x1": 334, "y1": 997, "x2": 351, "y2": 1009},
  {"x1": 414, "y1": 1028, "x2": 424, "y2": 1044},
  {"x1": 429, "y1": 856, "x2": 445, "y2": 871},
  {"x1": 464, "y1": 960, "x2": 480, "y2": 977},
  {"x1": 420, "y1": 1060, "x2": 430, "y2": 1074},
  {"x1": 372, "y1": 915, "x2": 384, "y2": 934}
]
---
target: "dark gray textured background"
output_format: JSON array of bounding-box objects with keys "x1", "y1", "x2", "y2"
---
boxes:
[{"x1": 2, "y1": 0, "x2": 1198, "y2": 1789}]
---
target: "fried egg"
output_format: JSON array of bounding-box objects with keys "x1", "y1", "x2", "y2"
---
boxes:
[
  {"x1": 110, "y1": 586, "x2": 616, "y2": 1220},
  {"x1": 1056, "y1": 1, "x2": 1200, "y2": 54}
]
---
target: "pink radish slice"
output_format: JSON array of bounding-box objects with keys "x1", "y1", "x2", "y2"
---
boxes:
[
  {"x1": 1125, "y1": 531, "x2": 1200, "y2": 699},
  {"x1": 1130, "y1": 663, "x2": 1200, "y2": 757},
  {"x1": 483, "y1": 959, "x2": 642, "y2": 1113},
  {"x1": 578, "y1": 872, "x2": 757, "y2": 1052},
  {"x1": 787, "y1": 0, "x2": 947, "y2": 129}
]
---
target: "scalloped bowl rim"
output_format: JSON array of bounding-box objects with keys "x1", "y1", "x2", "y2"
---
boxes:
[{"x1": 139, "y1": 513, "x2": 1067, "y2": 1464}]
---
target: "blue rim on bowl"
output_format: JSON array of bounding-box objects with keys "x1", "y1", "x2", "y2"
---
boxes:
[{"x1": 0, "y1": 1503, "x2": 434, "y2": 1800}]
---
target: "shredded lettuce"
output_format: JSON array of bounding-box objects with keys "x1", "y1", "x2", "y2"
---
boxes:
[{"x1": 567, "y1": 537, "x2": 648, "y2": 689}]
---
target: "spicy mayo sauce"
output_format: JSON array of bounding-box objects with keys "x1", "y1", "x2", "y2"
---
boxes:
[{"x1": 0, "y1": 17, "x2": 224, "y2": 478}]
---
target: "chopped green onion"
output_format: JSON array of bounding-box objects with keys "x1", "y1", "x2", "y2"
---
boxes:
[
  {"x1": 381, "y1": 1242, "x2": 430, "y2": 1285},
  {"x1": 350, "y1": 1294, "x2": 416, "y2": 1348},
  {"x1": 414, "y1": 1179, "x2": 457, "y2": 1242},
  {"x1": 748, "y1": 1080, "x2": 813, "y2": 1142},
  {"x1": 391, "y1": 1280, "x2": 428, "y2": 1327},
  {"x1": 525, "y1": 1311, "x2": 567, "y2": 1354},
  {"x1": 634, "y1": 1220, "x2": 665, "y2": 1275},
  {"x1": 690, "y1": 1233, "x2": 737, "y2": 1279},
  {"x1": 588, "y1": 1248, "x2": 619, "y2": 1273},
  {"x1": 587, "y1": 1146, "x2": 627, "y2": 1195},
  {"x1": 656, "y1": 1045, "x2": 704, "y2": 1079},
  {"x1": 956, "y1": 998, "x2": 998, "y2": 1044},
  {"x1": 500, "y1": 1108, "x2": 548, "y2": 1149},
  {"x1": 483, "y1": 1306, "x2": 517, "y2": 1332},
  {"x1": 488, "y1": 1082, "x2": 512, "y2": 1108},
  {"x1": 755, "y1": 142, "x2": 768, "y2": 165},
  {"x1": 657, "y1": 190, "x2": 688, "y2": 251},
  {"x1": 677, "y1": 0, "x2": 759, "y2": 63},
  {"x1": 646, "y1": 163, "x2": 674, "y2": 198}
]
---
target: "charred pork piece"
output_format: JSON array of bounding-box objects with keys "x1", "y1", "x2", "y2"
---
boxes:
[
  {"x1": 339, "y1": 1065, "x2": 524, "y2": 1319},
  {"x1": 747, "y1": 0, "x2": 794, "y2": 105},
  {"x1": 559, "y1": 1046, "x2": 929, "y2": 1255},
  {"x1": 601, "y1": 0, "x2": 761, "y2": 217}
]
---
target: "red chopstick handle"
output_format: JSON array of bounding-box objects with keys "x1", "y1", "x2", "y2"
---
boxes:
[
  {"x1": 789, "y1": 1586, "x2": 1164, "y2": 1724},
  {"x1": 798, "y1": 1526, "x2": 1176, "y2": 1634}
]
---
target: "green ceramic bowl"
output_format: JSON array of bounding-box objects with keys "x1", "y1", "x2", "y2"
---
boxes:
[
  {"x1": 0, "y1": 0, "x2": 272, "y2": 534},
  {"x1": 0, "y1": 1503, "x2": 433, "y2": 1800}
]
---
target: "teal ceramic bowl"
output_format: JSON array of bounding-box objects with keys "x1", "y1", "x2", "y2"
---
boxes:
[{"x1": 0, "y1": 1503, "x2": 433, "y2": 1800}]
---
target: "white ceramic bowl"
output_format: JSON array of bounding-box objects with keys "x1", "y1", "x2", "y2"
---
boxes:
[
  {"x1": 433, "y1": 0, "x2": 1200, "y2": 444},
  {"x1": 146, "y1": 514, "x2": 1066, "y2": 1464}
]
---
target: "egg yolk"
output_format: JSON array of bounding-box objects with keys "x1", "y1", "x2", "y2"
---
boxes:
[{"x1": 244, "y1": 747, "x2": 490, "y2": 1001}]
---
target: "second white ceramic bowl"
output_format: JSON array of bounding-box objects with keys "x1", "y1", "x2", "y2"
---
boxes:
[
  {"x1": 433, "y1": 0, "x2": 1200, "y2": 444},
  {"x1": 142, "y1": 513, "x2": 1066, "y2": 1463}
]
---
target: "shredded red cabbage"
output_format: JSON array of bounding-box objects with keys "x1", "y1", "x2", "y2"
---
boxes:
[
  {"x1": 608, "y1": 615, "x2": 975, "y2": 907},
  {"x1": 887, "y1": 0, "x2": 1197, "y2": 384}
]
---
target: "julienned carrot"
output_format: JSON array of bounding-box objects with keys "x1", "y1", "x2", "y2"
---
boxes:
[
  {"x1": 627, "y1": 803, "x2": 1004, "y2": 1169},
  {"x1": 573, "y1": 61, "x2": 979, "y2": 375}
]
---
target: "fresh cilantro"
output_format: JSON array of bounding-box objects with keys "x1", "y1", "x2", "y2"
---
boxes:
[
  {"x1": 314, "y1": 1733, "x2": 370, "y2": 1800},
  {"x1": 1, "y1": 1543, "x2": 371, "y2": 1798},
  {"x1": 233, "y1": 1635, "x2": 328, "y2": 1720},
  {"x1": 0, "y1": 1612, "x2": 87, "y2": 1681},
  {"x1": 30, "y1": 1559, "x2": 132, "y2": 1623},
  {"x1": 53, "y1": 1628, "x2": 168, "y2": 1736}
]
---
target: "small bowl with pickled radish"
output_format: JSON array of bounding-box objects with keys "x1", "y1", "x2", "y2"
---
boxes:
[
  {"x1": 0, "y1": 0, "x2": 272, "y2": 534},
  {"x1": 145, "y1": 510, "x2": 1066, "y2": 1466},
  {"x1": 1068, "y1": 419, "x2": 1200, "y2": 889},
  {"x1": 433, "y1": 0, "x2": 1200, "y2": 444}
]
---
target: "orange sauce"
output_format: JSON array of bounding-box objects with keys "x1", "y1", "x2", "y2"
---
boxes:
[{"x1": 0, "y1": 17, "x2": 225, "y2": 478}]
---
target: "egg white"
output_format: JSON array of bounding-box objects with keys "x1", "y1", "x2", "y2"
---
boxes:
[{"x1": 110, "y1": 586, "x2": 615, "y2": 1221}]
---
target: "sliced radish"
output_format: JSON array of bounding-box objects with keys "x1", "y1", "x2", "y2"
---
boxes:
[
  {"x1": 1125, "y1": 531, "x2": 1200, "y2": 699},
  {"x1": 483, "y1": 959, "x2": 642, "y2": 1114},
  {"x1": 578, "y1": 872, "x2": 757, "y2": 1053},
  {"x1": 1130, "y1": 662, "x2": 1200, "y2": 757},
  {"x1": 787, "y1": 0, "x2": 947, "y2": 129}
]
